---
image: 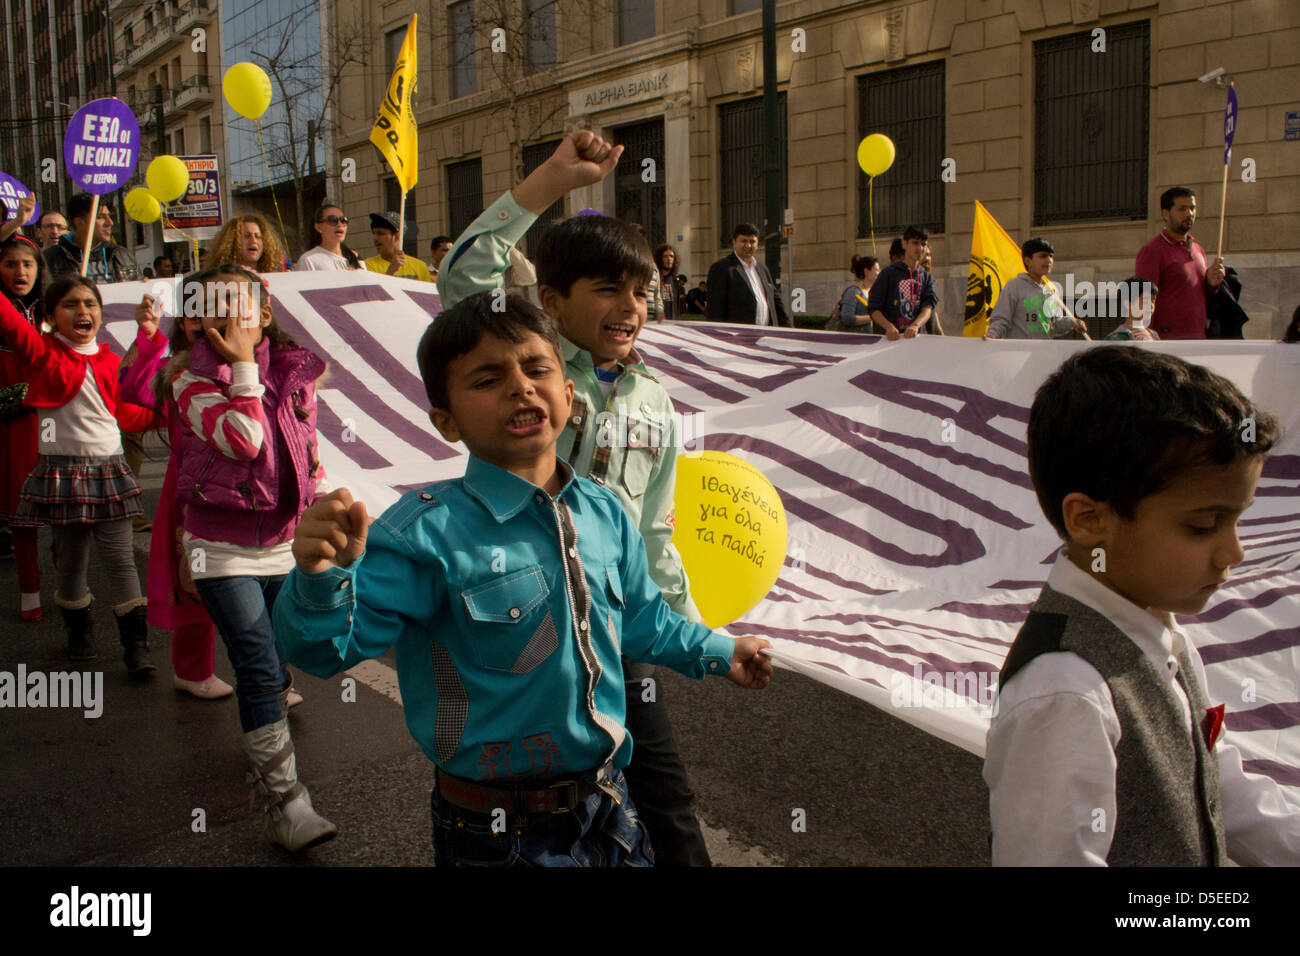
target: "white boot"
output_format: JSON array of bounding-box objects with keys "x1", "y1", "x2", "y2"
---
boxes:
[{"x1": 239, "y1": 718, "x2": 338, "y2": 852}]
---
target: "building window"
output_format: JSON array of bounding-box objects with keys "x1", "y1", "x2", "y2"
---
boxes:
[
  {"x1": 617, "y1": 0, "x2": 654, "y2": 46},
  {"x1": 198, "y1": 115, "x2": 211, "y2": 154},
  {"x1": 856, "y1": 62, "x2": 945, "y2": 237},
  {"x1": 521, "y1": 140, "x2": 563, "y2": 253},
  {"x1": 718, "y1": 93, "x2": 788, "y2": 247},
  {"x1": 524, "y1": 0, "x2": 557, "y2": 75},
  {"x1": 385, "y1": 25, "x2": 405, "y2": 75},
  {"x1": 730, "y1": 0, "x2": 761, "y2": 12},
  {"x1": 613, "y1": 120, "x2": 666, "y2": 248},
  {"x1": 1034, "y1": 21, "x2": 1149, "y2": 224},
  {"x1": 384, "y1": 178, "x2": 420, "y2": 256},
  {"x1": 449, "y1": 1, "x2": 477, "y2": 99},
  {"x1": 172, "y1": 128, "x2": 185, "y2": 154},
  {"x1": 446, "y1": 157, "x2": 483, "y2": 239}
]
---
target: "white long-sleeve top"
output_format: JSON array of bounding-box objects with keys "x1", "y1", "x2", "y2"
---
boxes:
[{"x1": 984, "y1": 551, "x2": 1300, "y2": 866}]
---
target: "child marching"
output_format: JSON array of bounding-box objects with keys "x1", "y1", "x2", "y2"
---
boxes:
[
  {"x1": 0, "y1": 274, "x2": 154, "y2": 670},
  {"x1": 164, "y1": 265, "x2": 334, "y2": 851}
]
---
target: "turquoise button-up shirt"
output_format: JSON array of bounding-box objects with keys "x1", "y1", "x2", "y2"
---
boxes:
[
  {"x1": 272, "y1": 456, "x2": 734, "y2": 783},
  {"x1": 441, "y1": 191, "x2": 702, "y2": 622}
]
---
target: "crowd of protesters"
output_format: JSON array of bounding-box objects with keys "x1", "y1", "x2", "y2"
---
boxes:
[{"x1": 0, "y1": 154, "x2": 1296, "y2": 868}]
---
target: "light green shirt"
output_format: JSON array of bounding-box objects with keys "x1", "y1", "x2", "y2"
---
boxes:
[{"x1": 441, "y1": 192, "x2": 701, "y2": 621}]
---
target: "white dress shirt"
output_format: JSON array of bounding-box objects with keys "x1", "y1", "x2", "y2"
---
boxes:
[
  {"x1": 739, "y1": 256, "x2": 769, "y2": 326},
  {"x1": 984, "y1": 551, "x2": 1300, "y2": 866}
]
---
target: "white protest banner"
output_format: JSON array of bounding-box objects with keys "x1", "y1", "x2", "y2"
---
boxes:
[{"x1": 99, "y1": 272, "x2": 1300, "y2": 797}]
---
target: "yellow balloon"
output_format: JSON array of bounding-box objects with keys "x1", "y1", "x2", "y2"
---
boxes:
[
  {"x1": 856, "y1": 133, "x2": 896, "y2": 177},
  {"x1": 223, "y1": 62, "x2": 273, "y2": 121},
  {"x1": 672, "y1": 451, "x2": 788, "y2": 629},
  {"x1": 124, "y1": 187, "x2": 161, "y2": 224},
  {"x1": 146, "y1": 156, "x2": 189, "y2": 203}
]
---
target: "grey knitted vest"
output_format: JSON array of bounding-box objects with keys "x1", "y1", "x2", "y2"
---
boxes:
[{"x1": 999, "y1": 585, "x2": 1227, "y2": 866}]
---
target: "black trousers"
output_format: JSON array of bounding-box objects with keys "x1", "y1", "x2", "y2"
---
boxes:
[{"x1": 621, "y1": 659, "x2": 712, "y2": 866}]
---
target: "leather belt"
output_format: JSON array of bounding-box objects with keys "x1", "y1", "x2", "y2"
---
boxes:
[{"x1": 435, "y1": 768, "x2": 605, "y2": 815}]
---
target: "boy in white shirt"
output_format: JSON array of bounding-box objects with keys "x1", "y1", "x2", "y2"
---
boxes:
[{"x1": 985, "y1": 345, "x2": 1300, "y2": 865}]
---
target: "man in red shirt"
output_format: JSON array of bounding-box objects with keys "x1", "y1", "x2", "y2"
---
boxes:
[{"x1": 1134, "y1": 186, "x2": 1231, "y2": 339}]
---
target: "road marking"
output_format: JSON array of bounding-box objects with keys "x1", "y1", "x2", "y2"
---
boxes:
[
  {"x1": 345, "y1": 656, "x2": 783, "y2": 866},
  {"x1": 347, "y1": 658, "x2": 403, "y2": 705}
]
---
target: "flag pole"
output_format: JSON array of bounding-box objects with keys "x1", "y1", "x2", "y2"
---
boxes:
[
  {"x1": 398, "y1": 190, "x2": 406, "y2": 250},
  {"x1": 79, "y1": 194, "x2": 100, "y2": 277},
  {"x1": 1216, "y1": 81, "x2": 1236, "y2": 262}
]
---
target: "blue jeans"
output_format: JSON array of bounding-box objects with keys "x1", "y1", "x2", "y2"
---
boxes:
[
  {"x1": 431, "y1": 770, "x2": 655, "y2": 867},
  {"x1": 194, "y1": 574, "x2": 289, "y2": 733}
]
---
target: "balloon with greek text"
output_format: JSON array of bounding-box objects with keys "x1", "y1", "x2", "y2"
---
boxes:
[
  {"x1": 0, "y1": 172, "x2": 40, "y2": 225},
  {"x1": 62, "y1": 98, "x2": 141, "y2": 194},
  {"x1": 673, "y1": 450, "x2": 788, "y2": 629}
]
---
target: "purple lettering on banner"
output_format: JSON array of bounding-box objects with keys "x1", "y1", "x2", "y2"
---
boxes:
[
  {"x1": 1199, "y1": 627, "x2": 1300, "y2": 667},
  {"x1": 789, "y1": 402, "x2": 1035, "y2": 528},
  {"x1": 314, "y1": 399, "x2": 393, "y2": 470},
  {"x1": 270, "y1": 292, "x2": 459, "y2": 462},
  {"x1": 850, "y1": 369, "x2": 1030, "y2": 457},
  {"x1": 707, "y1": 432, "x2": 987, "y2": 566},
  {"x1": 1188, "y1": 582, "x2": 1300, "y2": 625},
  {"x1": 649, "y1": 339, "x2": 825, "y2": 394},
  {"x1": 0, "y1": 172, "x2": 40, "y2": 224},
  {"x1": 1240, "y1": 759, "x2": 1300, "y2": 788},
  {"x1": 404, "y1": 289, "x2": 443, "y2": 322},
  {"x1": 1228, "y1": 702, "x2": 1300, "y2": 734},
  {"x1": 651, "y1": 326, "x2": 842, "y2": 369},
  {"x1": 63, "y1": 98, "x2": 140, "y2": 195}
]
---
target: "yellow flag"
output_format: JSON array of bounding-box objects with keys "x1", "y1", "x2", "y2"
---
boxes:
[
  {"x1": 963, "y1": 200, "x2": 1024, "y2": 337},
  {"x1": 370, "y1": 14, "x2": 418, "y2": 193}
]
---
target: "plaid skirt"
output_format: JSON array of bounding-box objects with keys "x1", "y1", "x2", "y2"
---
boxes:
[{"x1": 12, "y1": 454, "x2": 143, "y2": 527}]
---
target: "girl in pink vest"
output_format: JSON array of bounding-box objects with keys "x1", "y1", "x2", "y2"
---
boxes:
[
  {"x1": 120, "y1": 291, "x2": 233, "y2": 701},
  {"x1": 164, "y1": 264, "x2": 335, "y2": 852},
  {"x1": 0, "y1": 276, "x2": 154, "y2": 669}
]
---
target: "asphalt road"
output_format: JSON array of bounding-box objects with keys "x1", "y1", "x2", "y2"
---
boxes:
[{"x1": 0, "y1": 434, "x2": 990, "y2": 867}]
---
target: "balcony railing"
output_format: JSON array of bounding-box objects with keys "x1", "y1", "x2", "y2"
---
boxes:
[
  {"x1": 127, "y1": 17, "x2": 178, "y2": 67},
  {"x1": 176, "y1": 0, "x2": 214, "y2": 34},
  {"x1": 174, "y1": 74, "x2": 213, "y2": 110}
]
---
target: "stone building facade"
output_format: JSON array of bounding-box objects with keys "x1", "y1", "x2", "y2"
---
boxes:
[{"x1": 330, "y1": 0, "x2": 1298, "y2": 336}]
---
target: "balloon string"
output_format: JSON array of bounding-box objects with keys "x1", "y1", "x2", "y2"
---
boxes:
[
  {"x1": 255, "y1": 120, "x2": 291, "y2": 259},
  {"x1": 869, "y1": 176, "x2": 876, "y2": 258}
]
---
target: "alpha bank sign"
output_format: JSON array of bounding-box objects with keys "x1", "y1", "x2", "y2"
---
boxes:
[{"x1": 571, "y1": 63, "x2": 688, "y2": 114}]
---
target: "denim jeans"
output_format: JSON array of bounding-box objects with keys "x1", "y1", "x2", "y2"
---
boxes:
[
  {"x1": 431, "y1": 770, "x2": 654, "y2": 867},
  {"x1": 622, "y1": 659, "x2": 712, "y2": 866},
  {"x1": 194, "y1": 574, "x2": 289, "y2": 733}
]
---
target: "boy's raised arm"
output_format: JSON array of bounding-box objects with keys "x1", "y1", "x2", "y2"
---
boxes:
[{"x1": 439, "y1": 131, "x2": 623, "y2": 312}]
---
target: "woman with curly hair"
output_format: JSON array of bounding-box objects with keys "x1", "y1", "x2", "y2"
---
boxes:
[{"x1": 202, "y1": 214, "x2": 287, "y2": 274}]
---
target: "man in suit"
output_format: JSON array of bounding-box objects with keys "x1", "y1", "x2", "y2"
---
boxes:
[{"x1": 706, "y1": 223, "x2": 792, "y2": 327}]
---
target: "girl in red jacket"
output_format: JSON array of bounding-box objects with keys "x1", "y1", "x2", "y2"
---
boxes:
[
  {"x1": 0, "y1": 275, "x2": 155, "y2": 671},
  {"x1": 0, "y1": 236, "x2": 45, "y2": 621}
]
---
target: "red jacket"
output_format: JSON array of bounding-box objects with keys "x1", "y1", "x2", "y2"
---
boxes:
[{"x1": 0, "y1": 295, "x2": 154, "y2": 433}]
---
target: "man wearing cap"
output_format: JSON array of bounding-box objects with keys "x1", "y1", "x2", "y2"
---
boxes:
[{"x1": 365, "y1": 211, "x2": 432, "y2": 281}]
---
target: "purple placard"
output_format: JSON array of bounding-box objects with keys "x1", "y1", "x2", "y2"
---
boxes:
[
  {"x1": 1223, "y1": 86, "x2": 1238, "y2": 165},
  {"x1": 62, "y1": 98, "x2": 141, "y2": 195},
  {"x1": 0, "y1": 172, "x2": 40, "y2": 224}
]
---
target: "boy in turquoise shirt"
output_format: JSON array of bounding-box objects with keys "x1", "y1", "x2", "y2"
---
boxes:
[
  {"x1": 273, "y1": 293, "x2": 771, "y2": 867},
  {"x1": 440, "y1": 131, "x2": 717, "y2": 865}
]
